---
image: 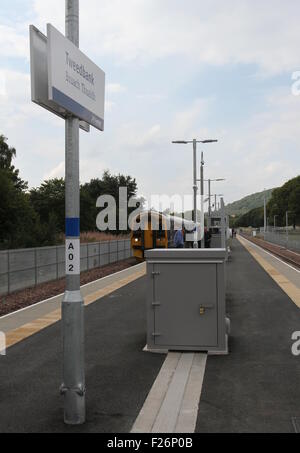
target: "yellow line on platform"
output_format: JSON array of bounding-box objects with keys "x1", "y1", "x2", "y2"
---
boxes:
[
  {"x1": 238, "y1": 235, "x2": 300, "y2": 308},
  {"x1": 5, "y1": 268, "x2": 146, "y2": 350}
]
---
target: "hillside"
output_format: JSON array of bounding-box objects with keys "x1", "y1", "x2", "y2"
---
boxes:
[{"x1": 225, "y1": 189, "x2": 274, "y2": 217}]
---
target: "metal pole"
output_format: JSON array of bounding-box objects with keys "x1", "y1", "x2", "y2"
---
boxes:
[
  {"x1": 286, "y1": 211, "x2": 289, "y2": 249},
  {"x1": 220, "y1": 198, "x2": 226, "y2": 251},
  {"x1": 193, "y1": 139, "x2": 198, "y2": 248},
  {"x1": 207, "y1": 179, "x2": 211, "y2": 230},
  {"x1": 61, "y1": 0, "x2": 86, "y2": 425},
  {"x1": 215, "y1": 194, "x2": 217, "y2": 213},
  {"x1": 208, "y1": 180, "x2": 211, "y2": 217},
  {"x1": 264, "y1": 192, "x2": 267, "y2": 240},
  {"x1": 200, "y1": 153, "x2": 205, "y2": 248}
]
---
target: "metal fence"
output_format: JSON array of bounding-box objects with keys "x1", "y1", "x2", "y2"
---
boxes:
[
  {"x1": 257, "y1": 228, "x2": 300, "y2": 253},
  {"x1": 0, "y1": 239, "x2": 132, "y2": 296}
]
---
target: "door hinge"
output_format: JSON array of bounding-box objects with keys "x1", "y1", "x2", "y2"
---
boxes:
[
  {"x1": 152, "y1": 301, "x2": 161, "y2": 307},
  {"x1": 152, "y1": 332, "x2": 162, "y2": 337}
]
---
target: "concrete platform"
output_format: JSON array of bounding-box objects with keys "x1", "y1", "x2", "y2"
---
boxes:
[
  {"x1": 0, "y1": 274, "x2": 165, "y2": 433},
  {"x1": 0, "y1": 239, "x2": 299, "y2": 433},
  {"x1": 196, "y1": 238, "x2": 300, "y2": 433}
]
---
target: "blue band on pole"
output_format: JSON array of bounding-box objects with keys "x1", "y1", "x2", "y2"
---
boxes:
[{"x1": 66, "y1": 218, "x2": 80, "y2": 237}]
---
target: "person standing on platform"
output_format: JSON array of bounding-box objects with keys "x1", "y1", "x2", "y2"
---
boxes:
[{"x1": 174, "y1": 228, "x2": 185, "y2": 248}]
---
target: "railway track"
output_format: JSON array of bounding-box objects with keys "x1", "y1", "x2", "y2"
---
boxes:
[{"x1": 239, "y1": 233, "x2": 300, "y2": 269}]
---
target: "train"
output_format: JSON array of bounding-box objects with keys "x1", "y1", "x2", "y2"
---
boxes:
[{"x1": 130, "y1": 210, "x2": 201, "y2": 260}]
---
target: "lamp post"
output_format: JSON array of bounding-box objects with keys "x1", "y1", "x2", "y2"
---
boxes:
[
  {"x1": 200, "y1": 152, "x2": 205, "y2": 248},
  {"x1": 201, "y1": 179, "x2": 225, "y2": 228},
  {"x1": 172, "y1": 138, "x2": 218, "y2": 248},
  {"x1": 211, "y1": 194, "x2": 224, "y2": 213}
]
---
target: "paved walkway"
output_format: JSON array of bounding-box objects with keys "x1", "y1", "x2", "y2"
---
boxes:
[
  {"x1": 196, "y1": 238, "x2": 300, "y2": 433},
  {"x1": 0, "y1": 273, "x2": 165, "y2": 433},
  {"x1": 0, "y1": 239, "x2": 299, "y2": 432}
]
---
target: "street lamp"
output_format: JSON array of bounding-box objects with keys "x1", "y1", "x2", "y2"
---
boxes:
[
  {"x1": 172, "y1": 139, "x2": 218, "y2": 248},
  {"x1": 205, "y1": 179, "x2": 226, "y2": 219},
  {"x1": 212, "y1": 194, "x2": 224, "y2": 213}
]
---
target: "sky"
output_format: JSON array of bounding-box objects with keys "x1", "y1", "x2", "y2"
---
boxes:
[{"x1": 0, "y1": 0, "x2": 300, "y2": 210}]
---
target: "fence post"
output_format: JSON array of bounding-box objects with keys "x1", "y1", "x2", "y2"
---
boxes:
[
  {"x1": 56, "y1": 246, "x2": 59, "y2": 279},
  {"x1": 7, "y1": 250, "x2": 10, "y2": 295},
  {"x1": 34, "y1": 248, "x2": 38, "y2": 287},
  {"x1": 86, "y1": 244, "x2": 89, "y2": 271}
]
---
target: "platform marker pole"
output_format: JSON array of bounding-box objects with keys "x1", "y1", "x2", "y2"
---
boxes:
[
  {"x1": 208, "y1": 179, "x2": 211, "y2": 228},
  {"x1": 264, "y1": 191, "x2": 267, "y2": 240},
  {"x1": 60, "y1": 0, "x2": 86, "y2": 425},
  {"x1": 193, "y1": 139, "x2": 198, "y2": 249},
  {"x1": 200, "y1": 152, "x2": 205, "y2": 248}
]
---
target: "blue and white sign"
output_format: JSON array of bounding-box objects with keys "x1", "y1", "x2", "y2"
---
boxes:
[{"x1": 47, "y1": 24, "x2": 105, "y2": 131}]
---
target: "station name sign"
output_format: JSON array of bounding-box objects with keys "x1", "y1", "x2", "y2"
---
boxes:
[{"x1": 47, "y1": 24, "x2": 105, "y2": 131}]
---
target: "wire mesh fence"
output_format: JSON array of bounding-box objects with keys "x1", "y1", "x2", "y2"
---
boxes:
[
  {"x1": 257, "y1": 228, "x2": 300, "y2": 253},
  {"x1": 0, "y1": 239, "x2": 132, "y2": 296}
]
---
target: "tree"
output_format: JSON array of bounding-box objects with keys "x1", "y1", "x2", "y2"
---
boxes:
[
  {"x1": 0, "y1": 135, "x2": 27, "y2": 191},
  {"x1": 268, "y1": 176, "x2": 300, "y2": 228},
  {"x1": 0, "y1": 135, "x2": 43, "y2": 249},
  {"x1": 82, "y1": 170, "x2": 142, "y2": 234},
  {"x1": 30, "y1": 179, "x2": 65, "y2": 233},
  {"x1": 233, "y1": 206, "x2": 264, "y2": 228},
  {"x1": 0, "y1": 169, "x2": 46, "y2": 249},
  {"x1": 233, "y1": 175, "x2": 300, "y2": 229}
]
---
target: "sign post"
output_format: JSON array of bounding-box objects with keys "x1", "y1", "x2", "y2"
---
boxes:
[
  {"x1": 59, "y1": 0, "x2": 86, "y2": 425},
  {"x1": 30, "y1": 0, "x2": 105, "y2": 426}
]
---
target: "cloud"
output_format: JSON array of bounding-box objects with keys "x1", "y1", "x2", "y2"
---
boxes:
[
  {"x1": 0, "y1": 25, "x2": 29, "y2": 59},
  {"x1": 105, "y1": 100, "x2": 116, "y2": 112},
  {"x1": 172, "y1": 98, "x2": 215, "y2": 138},
  {"x1": 43, "y1": 161, "x2": 64, "y2": 180},
  {"x1": 106, "y1": 83, "x2": 126, "y2": 94},
  {"x1": 116, "y1": 123, "x2": 162, "y2": 149},
  {"x1": 33, "y1": 0, "x2": 300, "y2": 75}
]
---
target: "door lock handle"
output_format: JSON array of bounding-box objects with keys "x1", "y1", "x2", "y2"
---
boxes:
[{"x1": 199, "y1": 304, "x2": 215, "y2": 315}]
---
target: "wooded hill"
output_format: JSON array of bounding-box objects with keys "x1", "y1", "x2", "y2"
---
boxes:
[{"x1": 232, "y1": 176, "x2": 300, "y2": 228}]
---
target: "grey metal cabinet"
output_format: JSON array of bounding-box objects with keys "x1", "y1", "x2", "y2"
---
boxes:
[{"x1": 145, "y1": 249, "x2": 228, "y2": 355}]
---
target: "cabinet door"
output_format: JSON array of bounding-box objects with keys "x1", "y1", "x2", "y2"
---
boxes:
[{"x1": 153, "y1": 263, "x2": 218, "y2": 347}]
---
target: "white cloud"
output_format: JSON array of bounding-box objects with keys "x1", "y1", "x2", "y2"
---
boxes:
[
  {"x1": 43, "y1": 161, "x2": 64, "y2": 180},
  {"x1": 33, "y1": 0, "x2": 300, "y2": 75},
  {"x1": 105, "y1": 100, "x2": 116, "y2": 112},
  {"x1": 172, "y1": 98, "x2": 214, "y2": 138},
  {"x1": 116, "y1": 123, "x2": 162, "y2": 149},
  {"x1": 0, "y1": 25, "x2": 29, "y2": 59},
  {"x1": 1, "y1": 0, "x2": 299, "y2": 207},
  {"x1": 106, "y1": 83, "x2": 126, "y2": 94}
]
